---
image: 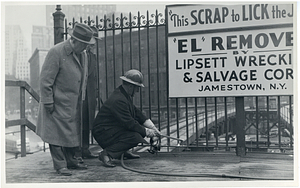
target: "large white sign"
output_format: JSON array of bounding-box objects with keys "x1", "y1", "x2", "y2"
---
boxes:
[
  {"x1": 167, "y1": 3, "x2": 293, "y2": 34},
  {"x1": 167, "y1": 3, "x2": 294, "y2": 97}
]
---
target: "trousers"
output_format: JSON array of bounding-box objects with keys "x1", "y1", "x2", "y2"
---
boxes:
[
  {"x1": 49, "y1": 144, "x2": 78, "y2": 170},
  {"x1": 93, "y1": 131, "x2": 147, "y2": 159}
]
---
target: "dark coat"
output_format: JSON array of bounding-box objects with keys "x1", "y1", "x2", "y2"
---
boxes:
[
  {"x1": 92, "y1": 85, "x2": 147, "y2": 149},
  {"x1": 36, "y1": 39, "x2": 86, "y2": 147},
  {"x1": 83, "y1": 50, "x2": 98, "y2": 130}
]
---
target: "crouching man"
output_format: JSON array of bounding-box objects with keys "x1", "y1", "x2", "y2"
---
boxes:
[{"x1": 92, "y1": 69, "x2": 160, "y2": 167}]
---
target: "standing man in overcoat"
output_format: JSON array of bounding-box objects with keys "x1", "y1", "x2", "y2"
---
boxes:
[{"x1": 36, "y1": 23, "x2": 95, "y2": 176}]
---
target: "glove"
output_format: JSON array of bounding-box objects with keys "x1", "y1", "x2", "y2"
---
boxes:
[
  {"x1": 145, "y1": 128, "x2": 156, "y2": 138},
  {"x1": 44, "y1": 103, "x2": 54, "y2": 114}
]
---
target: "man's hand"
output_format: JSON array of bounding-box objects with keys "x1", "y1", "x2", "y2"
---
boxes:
[
  {"x1": 146, "y1": 128, "x2": 156, "y2": 138},
  {"x1": 153, "y1": 127, "x2": 161, "y2": 136},
  {"x1": 143, "y1": 119, "x2": 161, "y2": 136},
  {"x1": 44, "y1": 103, "x2": 54, "y2": 114}
]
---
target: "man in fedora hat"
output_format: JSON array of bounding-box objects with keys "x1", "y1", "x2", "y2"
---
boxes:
[
  {"x1": 92, "y1": 69, "x2": 161, "y2": 167},
  {"x1": 36, "y1": 23, "x2": 95, "y2": 176}
]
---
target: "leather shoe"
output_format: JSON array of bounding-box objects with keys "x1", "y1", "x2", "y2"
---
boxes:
[
  {"x1": 124, "y1": 151, "x2": 140, "y2": 159},
  {"x1": 99, "y1": 150, "x2": 115, "y2": 167},
  {"x1": 56, "y1": 168, "x2": 72, "y2": 176},
  {"x1": 67, "y1": 163, "x2": 88, "y2": 170}
]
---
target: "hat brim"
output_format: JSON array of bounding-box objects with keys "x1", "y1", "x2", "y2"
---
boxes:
[
  {"x1": 93, "y1": 35, "x2": 102, "y2": 40},
  {"x1": 68, "y1": 28, "x2": 96, "y2": 44},
  {"x1": 120, "y1": 76, "x2": 144, "y2": 87}
]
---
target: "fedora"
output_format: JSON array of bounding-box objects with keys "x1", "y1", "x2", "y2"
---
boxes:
[{"x1": 67, "y1": 23, "x2": 95, "y2": 44}]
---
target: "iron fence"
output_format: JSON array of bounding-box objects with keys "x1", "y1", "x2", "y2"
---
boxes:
[{"x1": 60, "y1": 7, "x2": 294, "y2": 152}]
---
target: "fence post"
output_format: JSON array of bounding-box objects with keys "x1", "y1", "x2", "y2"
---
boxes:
[
  {"x1": 20, "y1": 87, "x2": 26, "y2": 157},
  {"x1": 235, "y1": 97, "x2": 246, "y2": 156},
  {"x1": 53, "y1": 5, "x2": 65, "y2": 45}
]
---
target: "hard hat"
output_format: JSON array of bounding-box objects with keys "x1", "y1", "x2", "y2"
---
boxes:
[{"x1": 120, "y1": 69, "x2": 145, "y2": 87}]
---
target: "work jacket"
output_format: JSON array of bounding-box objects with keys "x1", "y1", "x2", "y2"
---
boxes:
[
  {"x1": 92, "y1": 85, "x2": 147, "y2": 148},
  {"x1": 36, "y1": 39, "x2": 87, "y2": 147}
]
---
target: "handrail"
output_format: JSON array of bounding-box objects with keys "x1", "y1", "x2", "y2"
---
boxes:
[
  {"x1": 5, "y1": 80, "x2": 40, "y2": 102},
  {"x1": 6, "y1": 118, "x2": 36, "y2": 132},
  {"x1": 5, "y1": 80, "x2": 39, "y2": 157}
]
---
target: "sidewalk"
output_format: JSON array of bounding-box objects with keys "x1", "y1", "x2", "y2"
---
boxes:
[{"x1": 4, "y1": 148, "x2": 295, "y2": 187}]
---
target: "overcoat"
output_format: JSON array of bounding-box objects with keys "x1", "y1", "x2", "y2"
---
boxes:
[
  {"x1": 92, "y1": 85, "x2": 147, "y2": 149},
  {"x1": 36, "y1": 39, "x2": 86, "y2": 147}
]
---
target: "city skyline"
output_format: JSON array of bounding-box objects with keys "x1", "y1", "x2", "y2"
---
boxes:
[
  {"x1": 4, "y1": 3, "x2": 166, "y2": 53},
  {"x1": 3, "y1": 2, "x2": 166, "y2": 82}
]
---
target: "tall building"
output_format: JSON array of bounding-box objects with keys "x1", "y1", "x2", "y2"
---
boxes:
[
  {"x1": 5, "y1": 25, "x2": 20, "y2": 76},
  {"x1": 28, "y1": 48, "x2": 49, "y2": 92},
  {"x1": 15, "y1": 40, "x2": 30, "y2": 81},
  {"x1": 5, "y1": 25, "x2": 30, "y2": 81},
  {"x1": 31, "y1": 26, "x2": 53, "y2": 53}
]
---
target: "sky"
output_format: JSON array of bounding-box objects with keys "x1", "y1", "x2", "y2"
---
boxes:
[
  {"x1": 2, "y1": 2, "x2": 167, "y2": 52},
  {"x1": 4, "y1": 4, "x2": 46, "y2": 51}
]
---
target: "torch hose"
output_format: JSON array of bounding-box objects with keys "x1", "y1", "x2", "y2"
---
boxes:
[{"x1": 120, "y1": 154, "x2": 292, "y2": 180}]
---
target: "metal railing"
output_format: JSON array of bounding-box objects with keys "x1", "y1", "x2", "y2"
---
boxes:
[{"x1": 5, "y1": 80, "x2": 39, "y2": 157}]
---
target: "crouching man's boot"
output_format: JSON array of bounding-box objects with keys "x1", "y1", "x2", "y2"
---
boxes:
[{"x1": 98, "y1": 149, "x2": 115, "y2": 167}]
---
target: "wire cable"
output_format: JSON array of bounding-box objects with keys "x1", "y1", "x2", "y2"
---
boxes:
[{"x1": 120, "y1": 153, "x2": 293, "y2": 180}]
